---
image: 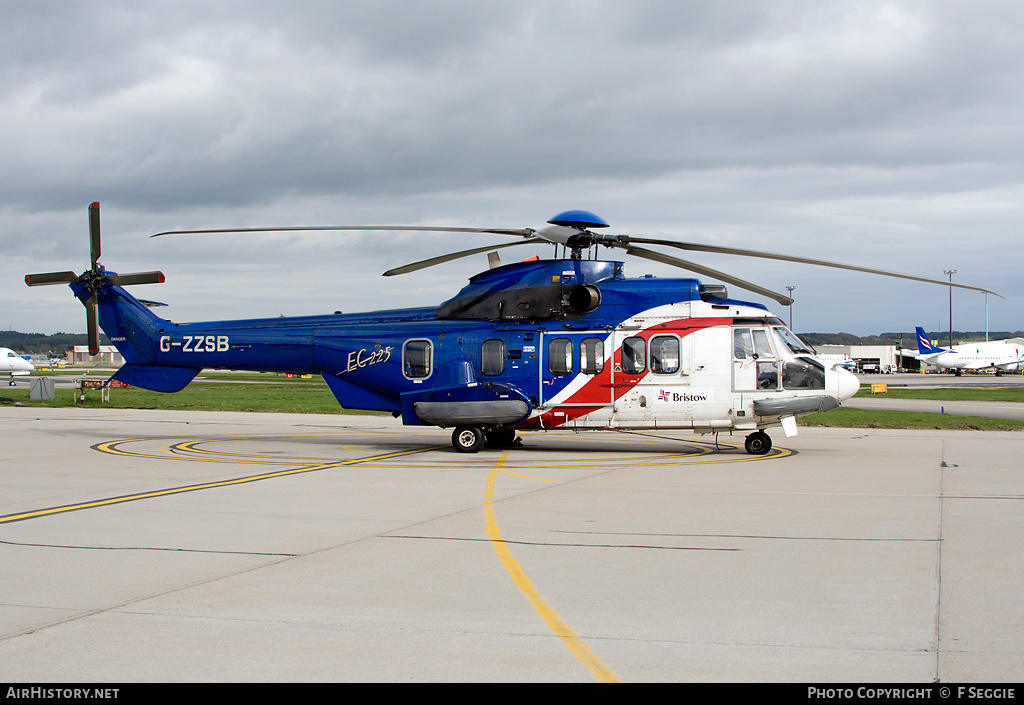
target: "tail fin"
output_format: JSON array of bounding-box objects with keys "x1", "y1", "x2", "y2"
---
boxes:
[
  {"x1": 89, "y1": 283, "x2": 201, "y2": 392},
  {"x1": 916, "y1": 327, "x2": 945, "y2": 355}
]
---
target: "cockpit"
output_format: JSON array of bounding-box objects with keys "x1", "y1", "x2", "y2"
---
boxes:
[{"x1": 732, "y1": 317, "x2": 825, "y2": 391}]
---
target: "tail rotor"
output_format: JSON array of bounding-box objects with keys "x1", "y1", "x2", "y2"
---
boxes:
[{"x1": 25, "y1": 202, "x2": 165, "y2": 355}]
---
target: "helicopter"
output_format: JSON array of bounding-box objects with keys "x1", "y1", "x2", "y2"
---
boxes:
[{"x1": 25, "y1": 203, "x2": 998, "y2": 454}]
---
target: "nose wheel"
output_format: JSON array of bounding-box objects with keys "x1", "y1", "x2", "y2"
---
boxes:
[{"x1": 744, "y1": 431, "x2": 772, "y2": 455}]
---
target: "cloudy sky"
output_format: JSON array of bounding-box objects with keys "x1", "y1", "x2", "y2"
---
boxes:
[{"x1": 3, "y1": 1, "x2": 1022, "y2": 338}]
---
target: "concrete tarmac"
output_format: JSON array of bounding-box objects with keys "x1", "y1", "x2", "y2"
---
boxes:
[{"x1": 1, "y1": 407, "x2": 1022, "y2": 682}]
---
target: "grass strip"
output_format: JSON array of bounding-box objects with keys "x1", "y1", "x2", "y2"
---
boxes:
[
  {"x1": 802, "y1": 407, "x2": 1024, "y2": 432},
  {"x1": 1, "y1": 381, "x2": 382, "y2": 415},
  {"x1": 857, "y1": 385, "x2": 1024, "y2": 403}
]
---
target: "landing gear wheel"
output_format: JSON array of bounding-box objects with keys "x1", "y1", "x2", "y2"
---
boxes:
[
  {"x1": 452, "y1": 426, "x2": 485, "y2": 453},
  {"x1": 744, "y1": 431, "x2": 772, "y2": 455},
  {"x1": 485, "y1": 427, "x2": 519, "y2": 448}
]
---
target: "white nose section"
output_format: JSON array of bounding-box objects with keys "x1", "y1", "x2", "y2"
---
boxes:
[{"x1": 836, "y1": 367, "x2": 859, "y2": 401}]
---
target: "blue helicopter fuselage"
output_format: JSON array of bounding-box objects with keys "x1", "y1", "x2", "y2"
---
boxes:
[{"x1": 77, "y1": 257, "x2": 859, "y2": 449}]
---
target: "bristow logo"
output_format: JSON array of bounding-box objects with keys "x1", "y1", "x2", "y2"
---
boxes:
[{"x1": 658, "y1": 389, "x2": 711, "y2": 402}]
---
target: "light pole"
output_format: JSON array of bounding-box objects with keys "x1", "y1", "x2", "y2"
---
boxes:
[
  {"x1": 944, "y1": 269, "x2": 956, "y2": 348},
  {"x1": 786, "y1": 286, "x2": 795, "y2": 329}
]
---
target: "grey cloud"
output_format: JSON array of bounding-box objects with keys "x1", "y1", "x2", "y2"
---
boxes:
[{"x1": 3, "y1": 1, "x2": 1023, "y2": 335}]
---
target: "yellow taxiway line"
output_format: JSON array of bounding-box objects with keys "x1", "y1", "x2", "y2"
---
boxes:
[
  {"x1": 0, "y1": 445, "x2": 435, "y2": 525},
  {"x1": 482, "y1": 450, "x2": 621, "y2": 683}
]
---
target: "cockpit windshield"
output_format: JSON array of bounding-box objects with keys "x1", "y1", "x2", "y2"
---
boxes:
[{"x1": 773, "y1": 326, "x2": 816, "y2": 356}]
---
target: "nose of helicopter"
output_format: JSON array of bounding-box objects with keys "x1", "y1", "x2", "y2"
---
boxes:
[{"x1": 836, "y1": 366, "x2": 859, "y2": 402}]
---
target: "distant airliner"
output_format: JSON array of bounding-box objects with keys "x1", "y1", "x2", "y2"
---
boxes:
[
  {"x1": 915, "y1": 327, "x2": 1024, "y2": 376},
  {"x1": 2, "y1": 347, "x2": 35, "y2": 385}
]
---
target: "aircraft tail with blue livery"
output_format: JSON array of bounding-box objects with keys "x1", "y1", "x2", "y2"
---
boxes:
[{"x1": 915, "y1": 327, "x2": 946, "y2": 356}]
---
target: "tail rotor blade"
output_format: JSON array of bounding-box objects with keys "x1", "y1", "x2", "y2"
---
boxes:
[
  {"x1": 25, "y1": 271, "x2": 80, "y2": 286},
  {"x1": 89, "y1": 202, "x2": 102, "y2": 269},
  {"x1": 107, "y1": 271, "x2": 166, "y2": 286},
  {"x1": 86, "y1": 295, "x2": 100, "y2": 356}
]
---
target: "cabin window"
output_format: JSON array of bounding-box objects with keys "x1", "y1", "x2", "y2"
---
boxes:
[
  {"x1": 548, "y1": 338, "x2": 573, "y2": 376},
  {"x1": 621, "y1": 337, "x2": 646, "y2": 374},
  {"x1": 481, "y1": 339, "x2": 505, "y2": 376},
  {"x1": 403, "y1": 339, "x2": 432, "y2": 379},
  {"x1": 581, "y1": 337, "x2": 604, "y2": 375},
  {"x1": 650, "y1": 335, "x2": 680, "y2": 374}
]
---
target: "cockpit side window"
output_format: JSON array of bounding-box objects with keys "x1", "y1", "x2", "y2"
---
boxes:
[
  {"x1": 783, "y1": 357, "x2": 826, "y2": 389},
  {"x1": 752, "y1": 329, "x2": 774, "y2": 359},
  {"x1": 733, "y1": 329, "x2": 753, "y2": 359}
]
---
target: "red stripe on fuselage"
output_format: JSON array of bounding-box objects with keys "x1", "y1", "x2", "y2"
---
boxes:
[{"x1": 524, "y1": 316, "x2": 728, "y2": 429}]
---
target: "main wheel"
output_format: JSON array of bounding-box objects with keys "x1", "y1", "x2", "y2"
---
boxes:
[
  {"x1": 744, "y1": 431, "x2": 772, "y2": 455},
  {"x1": 485, "y1": 427, "x2": 518, "y2": 448},
  {"x1": 452, "y1": 426, "x2": 485, "y2": 453}
]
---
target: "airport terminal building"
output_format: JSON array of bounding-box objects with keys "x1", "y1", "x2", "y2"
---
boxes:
[
  {"x1": 819, "y1": 337, "x2": 1024, "y2": 374},
  {"x1": 817, "y1": 344, "x2": 906, "y2": 374}
]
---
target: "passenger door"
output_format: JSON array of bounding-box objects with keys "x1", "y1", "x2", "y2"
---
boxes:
[{"x1": 539, "y1": 331, "x2": 614, "y2": 416}]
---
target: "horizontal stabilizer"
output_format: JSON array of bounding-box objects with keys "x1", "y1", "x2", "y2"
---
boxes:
[{"x1": 113, "y1": 364, "x2": 201, "y2": 393}]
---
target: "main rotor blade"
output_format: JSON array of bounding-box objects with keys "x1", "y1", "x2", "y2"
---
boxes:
[
  {"x1": 626, "y1": 246, "x2": 794, "y2": 306},
  {"x1": 383, "y1": 238, "x2": 544, "y2": 276},
  {"x1": 25, "y1": 271, "x2": 80, "y2": 286},
  {"x1": 151, "y1": 225, "x2": 536, "y2": 238},
  {"x1": 626, "y1": 236, "x2": 1003, "y2": 297},
  {"x1": 89, "y1": 202, "x2": 101, "y2": 269},
  {"x1": 107, "y1": 271, "x2": 166, "y2": 286}
]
